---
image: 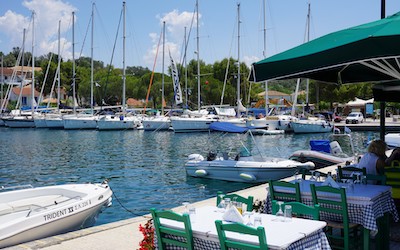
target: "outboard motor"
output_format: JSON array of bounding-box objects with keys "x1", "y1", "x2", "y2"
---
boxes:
[
  {"x1": 207, "y1": 151, "x2": 217, "y2": 161},
  {"x1": 330, "y1": 141, "x2": 343, "y2": 156}
]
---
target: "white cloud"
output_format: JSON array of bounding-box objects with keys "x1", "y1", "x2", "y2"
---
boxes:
[
  {"x1": 243, "y1": 55, "x2": 260, "y2": 67},
  {"x1": 0, "y1": 0, "x2": 76, "y2": 60},
  {"x1": 144, "y1": 9, "x2": 198, "y2": 70}
]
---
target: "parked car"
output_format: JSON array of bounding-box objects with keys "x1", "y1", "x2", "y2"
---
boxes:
[{"x1": 345, "y1": 112, "x2": 364, "y2": 124}]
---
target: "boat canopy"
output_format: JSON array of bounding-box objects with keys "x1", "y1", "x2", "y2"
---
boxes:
[
  {"x1": 209, "y1": 122, "x2": 248, "y2": 133},
  {"x1": 310, "y1": 140, "x2": 331, "y2": 153}
]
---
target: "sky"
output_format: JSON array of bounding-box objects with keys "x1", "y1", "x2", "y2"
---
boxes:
[{"x1": 0, "y1": 0, "x2": 399, "y2": 73}]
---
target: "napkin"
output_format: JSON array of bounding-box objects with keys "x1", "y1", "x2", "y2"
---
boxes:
[
  {"x1": 321, "y1": 175, "x2": 340, "y2": 188},
  {"x1": 222, "y1": 206, "x2": 244, "y2": 223}
]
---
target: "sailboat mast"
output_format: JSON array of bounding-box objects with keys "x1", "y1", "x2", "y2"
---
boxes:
[
  {"x1": 161, "y1": 21, "x2": 165, "y2": 115},
  {"x1": 72, "y1": 11, "x2": 76, "y2": 114},
  {"x1": 184, "y1": 26, "x2": 188, "y2": 109},
  {"x1": 90, "y1": 3, "x2": 94, "y2": 115},
  {"x1": 1, "y1": 55, "x2": 3, "y2": 106},
  {"x1": 196, "y1": 0, "x2": 200, "y2": 112},
  {"x1": 57, "y1": 20, "x2": 61, "y2": 112},
  {"x1": 16, "y1": 29, "x2": 26, "y2": 111},
  {"x1": 31, "y1": 11, "x2": 35, "y2": 116},
  {"x1": 236, "y1": 3, "x2": 241, "y2": 117},
  {"x1": 122, "y1": 1, "x2": 126, "y2": 115},
  {"x1": 263, "y1": 0, "x2": 269, "y2": 116}
]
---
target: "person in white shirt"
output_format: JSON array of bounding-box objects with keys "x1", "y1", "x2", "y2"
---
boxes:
[{"x1": 358, "y1": 139, "x2": 387, "y2": 175}]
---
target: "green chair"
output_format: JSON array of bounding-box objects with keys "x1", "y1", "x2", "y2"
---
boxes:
[
  {"x1": 216, "y1": 191, "x2": 254, "y2": 212},
  {"x1": 384, "y1": 160, "x2": 400, "y2": 202},
  {"x1": 310, "y1": 184, "x2": 362, "y2": 250},
  {"x1": 151, "y1": 208, "x2": 194, "y2": 250},
  {"x1": 300, "y1": 169, "x2": 328, "y2": 180},
  {"x1": 365, "y1": 174, "x2": 387, "y2": 185},
  {"x1": 268, "y1": 180, "x2": 301, "y2": 202},
  {"x1": 215, "y1": 220, "x2": 268, "y2": 250},
  {"x1": 337, "y1": 165, "x2": 366, "y2": 182},
  {"x1": 271, "y1": 200, "x2": 320, "y2": 220}
]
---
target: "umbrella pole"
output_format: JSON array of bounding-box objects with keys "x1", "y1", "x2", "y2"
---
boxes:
[{"x1": 380, "y1": 102, "x2": 385, "y2": 141}]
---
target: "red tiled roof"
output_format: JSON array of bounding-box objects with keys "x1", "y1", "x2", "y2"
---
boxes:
[{"x1": 12, "y1": 84, "x2": 40, "y2": 97}]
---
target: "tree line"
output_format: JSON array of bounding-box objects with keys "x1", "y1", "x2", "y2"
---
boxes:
[{"x1": 2, "y1": 48, "x2": 395, "y2": 113}]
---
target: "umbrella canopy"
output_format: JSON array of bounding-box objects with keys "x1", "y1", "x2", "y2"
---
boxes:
[{"x1": 250, "y1": 11, "x2": 400, "y2": 84}]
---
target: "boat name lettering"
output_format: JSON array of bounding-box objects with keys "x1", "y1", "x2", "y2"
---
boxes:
[
  {"x1": 74, "y1": 200, "x2": 91, "y2": 211},
  {"x1": 43, "y1": 209, "x2": 67, "y2": 221}
]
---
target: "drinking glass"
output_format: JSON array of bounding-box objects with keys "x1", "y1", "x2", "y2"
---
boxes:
[
  {"x1": 254, "y1": 214, "x2": 262, "y2": 227},
  {"x1": 224, "y1": 198, "x2": 231, "y2": 210},
  {"x1": 182, "y1": 202, "x2": 190, "y2": 214},
  {"x1": 274, "y1": 201, "x2": 284, "y2": 221},
  {"x1": 188, "y1": 206, "x2": 196, "y2": 223},
  {"x1": 243, "y1": 212, "x2": 253, "y2": 227},
  {"x1": 309, "y1": 170, "x2": 316, "y2": 181},
  {"x1": 284, "y1": 205, "x2": 292, "y2": 222},
  {"x1": 217, "y1": 194, "x2": 225, "y2": 212}
]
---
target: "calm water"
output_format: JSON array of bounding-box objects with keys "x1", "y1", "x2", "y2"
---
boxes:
[{"x1": 0, "y1": 127, "x2": 378, "y2": 226}]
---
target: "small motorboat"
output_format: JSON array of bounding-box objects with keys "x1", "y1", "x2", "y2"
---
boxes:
[
  {"x1": 185, "y1": 150, "x2": 315, "y2": 183},
  {"x1": 289, "y1": 133, "x2": 356, "y2": 168},
  {"x1": 0, "y1": 181, "x2": 112, "y2": 248}
]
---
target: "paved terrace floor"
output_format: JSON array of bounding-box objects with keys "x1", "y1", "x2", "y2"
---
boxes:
[{"x1": 5, "y1": 164, "x2": 400, "y2": 250}]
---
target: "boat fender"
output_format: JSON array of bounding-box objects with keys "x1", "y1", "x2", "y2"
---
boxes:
[
  {"x1": 195, "y1": 169, "x2": 208, "y2": 176},
  {"x1": 278, "y1": 120, "x2": 281, "y2": 127},
  {"x1": 239, "y1": 173, "x2": 256, "y2": 181},
  {"x1": 322, "y1": 123, "x2": 325, "y2": 128}
]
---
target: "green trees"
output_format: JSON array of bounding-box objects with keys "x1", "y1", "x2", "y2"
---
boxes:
[{"x1": 0, "y1": 47, "x2": 384, "y2": 111}]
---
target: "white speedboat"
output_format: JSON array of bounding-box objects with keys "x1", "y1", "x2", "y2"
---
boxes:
[
  {"x1": 0, "y1": 181, "x2": 112, "y2": 248},
  {"x1": 185, "y1": 151, "x2": 315, "y2": 183},
  {"x1": 385, "y1": 133, "x2": 400, "y2": 149},
  {"x1": 289, "y1": 134, "x2": 356, "y2": 168}
]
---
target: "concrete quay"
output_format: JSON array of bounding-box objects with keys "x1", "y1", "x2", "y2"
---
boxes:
[{"x1": 334, "y1": 117, "x2": 400, "y2": 132}]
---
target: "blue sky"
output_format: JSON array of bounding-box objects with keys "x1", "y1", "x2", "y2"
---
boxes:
[{"x1": 0, "y1": 0, "x2": 399, "y2": 73}]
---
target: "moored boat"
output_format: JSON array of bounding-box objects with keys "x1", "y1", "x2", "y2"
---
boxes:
[
  {"x1": 185, "y1": 151, "x2": 315, "y2": 183},
  {"x1": 0, "y1": 181, "x2": 112, "y2": 248}
]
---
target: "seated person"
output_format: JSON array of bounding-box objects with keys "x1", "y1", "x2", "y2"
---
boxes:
[
  {"x1": 385, "y1": 147, "x2": 400, "y2": 166},
  {"x1": 358, "y1": 139, "x2": 387, "y2": 175}
]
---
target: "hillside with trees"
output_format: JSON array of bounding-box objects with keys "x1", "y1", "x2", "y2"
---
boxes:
[{"x1": 1, "y1": 48, "x2": 396, "y2": 113}]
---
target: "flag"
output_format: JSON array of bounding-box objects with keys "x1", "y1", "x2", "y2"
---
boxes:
[
  {"x1": 344, "y1": 126, "x2": 351, "y2": 134},
  {"x1": 169, "y1": 51, "x2": 183, "y2": 105}
]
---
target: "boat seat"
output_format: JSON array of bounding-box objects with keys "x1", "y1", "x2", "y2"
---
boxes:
[{"x1": 7, "y1": 195, "x2": 69, "y2": 210}]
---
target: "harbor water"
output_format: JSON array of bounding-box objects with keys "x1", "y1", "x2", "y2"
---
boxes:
[{"x1": 0, "y1": 127, "x2": 378, "y2": 226}]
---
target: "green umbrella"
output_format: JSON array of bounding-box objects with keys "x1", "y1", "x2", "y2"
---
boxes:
[{"x1": 250, "y1": 11, "x2": 400, "y2": 84}]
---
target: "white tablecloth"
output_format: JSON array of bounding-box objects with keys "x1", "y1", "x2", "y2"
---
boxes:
[{"x1": 157, "y1": 205, "x2": 330, "y2": 250}]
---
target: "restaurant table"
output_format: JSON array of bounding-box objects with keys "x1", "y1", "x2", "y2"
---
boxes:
[
  {"x1": 265, "y1": 180, "x2": 399, "y2": 249},
  {"x1": 156, "y1": 205, "x2": 330, "y2": 250}
]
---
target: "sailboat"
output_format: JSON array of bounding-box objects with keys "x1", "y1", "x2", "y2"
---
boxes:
[
  {"x1": 97, "y1": 2, "x2": 138, "y2": 130},
  {"x1": 63, "y1": 3, "x2": 98, "y2": 130},
  {"x1": 170, "y1": 0, "x2": 219, "y2": 132},
  {"x1": 141, "y1": 22, "x2": 172, "y2": 131},
  {"x1": 4, "y1": 13, "x2": 38, "y2": 128}
]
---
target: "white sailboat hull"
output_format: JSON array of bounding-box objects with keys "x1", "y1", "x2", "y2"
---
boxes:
[
  {"x1": 142, "y1": 117, "x2": 171, "y2": 131},
  {"x1": 63, "y1": 115, "x2": 98, "y2": 130},
  {"x1": 170, "y1": 116, "x2": 217, "y2": 132},
  {"x1": 97, "y1": 115, "x2": 136, "y2": 130},
  {"x1": 45, "y1": 116, "x2": 64, "y2": 129},
  {"x1": 0, "y1": 182, "x2": 112, "y2": 248},
  {"x1": 3, "y1": 116, "x2": 35, "y2": 128},
  {"x1": 33, "y1": 116, "x2": 48, "y2": 128}
]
